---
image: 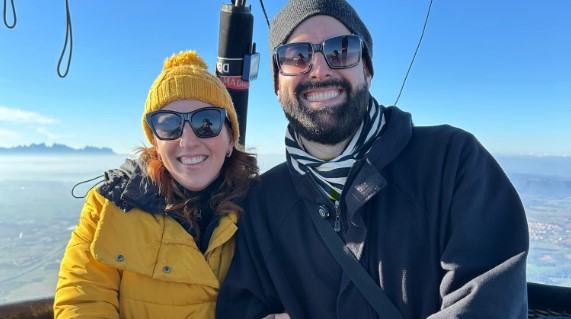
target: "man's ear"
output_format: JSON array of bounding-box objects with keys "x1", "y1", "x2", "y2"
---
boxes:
[
  {"x1": 364, "y1": 66, "x2": 372, "y2": 88},
  {"x1": 276, "y1": 83, "x2": 281, "y2": 100}
]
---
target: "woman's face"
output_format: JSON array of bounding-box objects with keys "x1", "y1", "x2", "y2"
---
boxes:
[{"x1": 154, "y1": 99, "x2": 234, "y2": 191}]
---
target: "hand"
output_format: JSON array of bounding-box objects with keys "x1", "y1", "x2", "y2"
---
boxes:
[{"x1": 262, "y1": 313, "x2": 291, "y2": 319}]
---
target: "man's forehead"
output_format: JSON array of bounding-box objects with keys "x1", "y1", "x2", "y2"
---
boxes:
[{"x1": 286, "y1": 15, "x2": 352, "y2": 43}]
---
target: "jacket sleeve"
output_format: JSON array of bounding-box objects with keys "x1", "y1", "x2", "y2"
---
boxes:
[
  {"x1": 217, "y1": 191, "x2": 285, "y2": 318},
  {"x1": 429, "y1": 132, "x2": 529, "y2": 318},
  {"x1": 53, "y1": 188, "x2": 121, "y2": 319}
]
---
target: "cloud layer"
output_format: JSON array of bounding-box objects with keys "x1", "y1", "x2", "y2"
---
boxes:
[{"x1": 0, "y1": 106, "x2": 59, "y2": 124}]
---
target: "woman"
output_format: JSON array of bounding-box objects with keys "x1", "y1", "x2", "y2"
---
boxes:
[{"x1": 53, "y1": 50, "x2": 258, "y2": 318}]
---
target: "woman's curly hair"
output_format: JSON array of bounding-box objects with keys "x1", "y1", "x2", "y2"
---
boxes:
[{"x1": 136, "y1": 143, "x2": 258, "y2": 239}]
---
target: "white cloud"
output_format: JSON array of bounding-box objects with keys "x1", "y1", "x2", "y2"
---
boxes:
[
  {"x1": 0, "y1": 106, "x2": 59, "y2": 124},
  {"x1": 36, "y1": 127, "x2": 63, "y2": 140},
  {"x1": 0, "y1": 128, "x2": 24, "y2": 147}
]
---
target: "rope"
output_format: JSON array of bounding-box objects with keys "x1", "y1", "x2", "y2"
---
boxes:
[
  {"x1": 259, "y1": 0, "x2": 270, "y2": 28},
  {"x1": 394, "y1": 0, "x2": 434, "y2": 106},
  {"x1": 57, "y1": 0, "x2": 73, "y2": 78},
  {"x1": 71, "y1": 175, "x2": 104, "y2": 199},
  {"x1": 3, "y1": 0, "x2": 16, "y2": 28}
]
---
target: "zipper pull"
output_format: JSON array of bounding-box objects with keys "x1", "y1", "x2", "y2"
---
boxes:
[
  {"x1": 196, "y1": 209, "x2": 202, "y2": 221},
  {"x1": 333, "y1": 201, "x2": 341, "y2": 232}
]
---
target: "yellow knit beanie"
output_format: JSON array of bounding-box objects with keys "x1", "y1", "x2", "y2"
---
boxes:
[{"x1": 142, "y1": 50, "x2": 239, "y2": 145}]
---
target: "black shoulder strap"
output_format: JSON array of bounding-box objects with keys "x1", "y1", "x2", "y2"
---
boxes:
[{"x1": 306, "y1": 202, "x2": 405, "y2": 319}]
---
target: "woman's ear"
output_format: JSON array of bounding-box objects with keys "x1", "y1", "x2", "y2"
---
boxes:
[{"x1": 226, "y1": 127, "x2": 235, "y2": 157}]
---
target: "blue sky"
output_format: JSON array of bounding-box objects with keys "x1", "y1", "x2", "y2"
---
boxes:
[{"x1": 0, "y1": 0, "x2": 570, "y2": 156}]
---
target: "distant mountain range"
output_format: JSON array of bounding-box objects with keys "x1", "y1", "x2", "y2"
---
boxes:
[
  {"x1": 495, "y1": 155, "x2": 571, "y2": 178},
  {"x1": 0, "y1": 143, "x2": 116, "y2": 155}
]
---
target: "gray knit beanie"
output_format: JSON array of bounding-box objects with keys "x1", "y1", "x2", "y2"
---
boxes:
[{"x1": 269, "y1": 0, "x2": 373, "y2": 93}]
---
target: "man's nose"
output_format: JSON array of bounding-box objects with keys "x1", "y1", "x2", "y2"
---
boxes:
[{"x1": 308, "y1": 51, "x2": 332, "y2": 79}]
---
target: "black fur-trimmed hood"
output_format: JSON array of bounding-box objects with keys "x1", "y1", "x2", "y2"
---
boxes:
[{"x1": 96, "y1": 159, "x2": 165, "y2": 213}]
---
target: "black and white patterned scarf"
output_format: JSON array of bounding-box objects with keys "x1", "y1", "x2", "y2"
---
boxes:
[{"x1": 285, "y1": 98, "x2": 385, "y2": 201}]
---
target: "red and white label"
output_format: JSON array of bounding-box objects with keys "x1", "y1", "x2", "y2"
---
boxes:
[{"x1": 220, "y1": 76, "x2": 250, "y2": 90}]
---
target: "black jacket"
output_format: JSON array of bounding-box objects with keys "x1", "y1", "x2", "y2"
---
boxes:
[{"x1": 217, "y1": 106, "x2": 529, "y2": 318}]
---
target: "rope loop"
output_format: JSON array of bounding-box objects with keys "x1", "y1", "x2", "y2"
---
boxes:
[
  {"x1": 3, "y1": 0, "x2": 17, "y2": 28},
  {"x1": 57, "y1": 0, "x2": 73, "y2": 78},
  {"x1": 71, "y1": 174, "x2": 105, "y2": 199}
]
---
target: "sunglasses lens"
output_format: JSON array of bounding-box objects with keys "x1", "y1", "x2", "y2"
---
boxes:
[
  {"x1": 324, "y1": 35, "x2": 362, "y2": 68},
  {"x1": 275, "y1": 35, "x2": 362, "y2": 75},
  {"x1": 150, "y1": 112, "x2": 184, "y2": 140},
  {"x1": 276, "y1": 42, "x2": 313, "y2": 75},
  {"x1": 148, "y1": 108, "x2": 225, "y2": 140},
  {"x1": 190, "y1": 109, "x2": 224, "y2": 138}
]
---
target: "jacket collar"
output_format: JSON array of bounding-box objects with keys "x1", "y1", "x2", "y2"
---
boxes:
[
  {"x1": 288, "y1": 105, "x2": 413, "y2": 202},
  {"x1": 287, "y1": 105, "x2": 413, "y2": 255},
  {"x1": 366, "y1": 105, "x2": 413, "y2": 169},
  {"x1": 97, "y1": 158, "x2": 165, "y2": 213}
]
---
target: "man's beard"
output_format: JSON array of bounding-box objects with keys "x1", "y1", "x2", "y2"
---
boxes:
[{"x1": 280, "y1": 78, "x2": 370, "y2": 145}]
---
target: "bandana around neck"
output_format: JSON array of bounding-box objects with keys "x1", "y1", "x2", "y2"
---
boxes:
[{"x1": 285, "y1": 98, "x2": 386, "y2": 201}]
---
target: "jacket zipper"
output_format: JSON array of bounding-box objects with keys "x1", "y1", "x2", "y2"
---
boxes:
[
  {"x1": 303, "y1": 173, "x2": 347, "y2": 237},
  {"x1": 333, "y1": 201, "x2": 341, "y2": 232}
]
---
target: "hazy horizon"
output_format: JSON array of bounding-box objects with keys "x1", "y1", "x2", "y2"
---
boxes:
[{"x1": 0, "y1": 154, "x2": 570, "y2": 304}]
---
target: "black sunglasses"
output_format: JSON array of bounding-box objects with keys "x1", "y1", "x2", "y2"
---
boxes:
[
  {"x1": 274, "y1": 35, "x2": 363, "y2": 76},
  {"x1": 146, "y1": 107, "x2": 227, "y2": 140}
]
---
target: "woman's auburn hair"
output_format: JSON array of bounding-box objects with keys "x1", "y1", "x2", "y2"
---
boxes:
[{"x1": 135, "y1": 144, "x2": 258, "y2": 238}]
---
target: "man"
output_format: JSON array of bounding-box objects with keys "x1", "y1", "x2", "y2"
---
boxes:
[{"x1": 217, "y1": 0, "x2": 529, "y2": 318}]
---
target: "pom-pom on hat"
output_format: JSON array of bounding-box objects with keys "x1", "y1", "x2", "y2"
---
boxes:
[
  {"x1": 268, "y1": 0, "x2": 373, "y2": 93},
  {"x1": 142, "y1": 50, "x2": 239, "y2": 145}
]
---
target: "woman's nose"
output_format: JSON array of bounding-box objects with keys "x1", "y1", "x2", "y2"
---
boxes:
[{"x1": 178, "y1": 122, "x2": 200, "y2": 148}]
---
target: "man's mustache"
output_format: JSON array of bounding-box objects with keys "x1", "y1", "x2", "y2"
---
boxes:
[{"x1": 295, "y1": 79, "x2": 351, "y2": 97}]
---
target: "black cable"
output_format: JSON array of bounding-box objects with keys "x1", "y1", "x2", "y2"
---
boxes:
[
  {"x1": 57, "y1": 0, "x2": 73, "y2": 78},
  {"x1": 259, "y1": 0, "x2": 270, "y2": 28},
  {"x1": 394, "y1": 0, "x2": 434, "y2": 106},
  {"x1": 3, "y1": 0, "x2": 16, "y2": 28},
  {"x1": 71, "y1": 174, "x2": 104, "y2": 198}
]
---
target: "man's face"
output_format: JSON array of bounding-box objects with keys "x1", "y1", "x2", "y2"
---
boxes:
[{"x1": 276, "y1": 15, "x2": 372, "y2": 145}]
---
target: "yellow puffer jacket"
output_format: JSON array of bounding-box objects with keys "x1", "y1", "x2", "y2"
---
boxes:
[{"x1": 54, "y1": 188, "x2": 237, "y2": 319}]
